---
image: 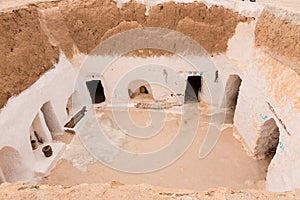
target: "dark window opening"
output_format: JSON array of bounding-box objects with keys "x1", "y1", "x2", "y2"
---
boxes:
[
  {"x1": 86, "y1": 80, "x2": 106, "y2": 104},
  {"x1": 184, "y1": 76, "x2": 202, "y2": 103},
  {"x1": 139, "y1": 86, "x2": 149, "y2": 94}
]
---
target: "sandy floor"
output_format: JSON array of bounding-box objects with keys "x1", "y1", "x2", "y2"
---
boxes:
[
  {"x1": 3, "y1": 182, "x2": 300, "y2": 200},
  {"x1": 41, "y1": 102, "x2": 270, "y2": 191}
]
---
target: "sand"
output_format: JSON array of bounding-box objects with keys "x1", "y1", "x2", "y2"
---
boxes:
[
  {"x1": 2, "y1": 181, "x2": 300, "y2": 200},
  {"x1": 0, "y1": 0, "x2": 300, "y2": 198},
  {"x1": 41, "y1": 102, "x2": 270, "y2": 191}
]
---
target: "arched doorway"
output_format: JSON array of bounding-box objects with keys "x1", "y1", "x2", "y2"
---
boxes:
[
  {"x1": 86, "y1": 80, "x2": 106, "y2": 104},
  {"x1": 224, "y1": 75, "x2": 242, "y2": 122},
  {"x1": 254, "y1": 118, "x2": 280, "y2": 160},
  {"x1": 184, "y1": 76, "x2": 202, "y2": 103}
]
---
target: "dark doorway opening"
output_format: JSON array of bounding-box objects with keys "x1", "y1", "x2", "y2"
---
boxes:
[
  {"x1": 184, "y1": 76, "x2": 202, "y2": 103},
  {"x1": 255, "y1": 118, "x2": 280, "y2": 161},
  {"x1": 225, "y1": 75, "x2": 242, "y2": 112},
  {"x1": 86, "y1": 80, "x2": 106, "y2": 104},
  {"x1": 224, "y1": 75, "x2": 242, "y2": 123}
]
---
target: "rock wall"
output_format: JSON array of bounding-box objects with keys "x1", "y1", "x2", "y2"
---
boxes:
[
  {"x1": 221, "y1": 5, "x2": 300, "y2": 192},
  {"x1": 58, "y1": 0, "x2": 249, "y2": 54},
  {"x1": 0, "y1": 7, "x2": 59, "y2": 109},
  {"x1": 255, "y1": 7, "x2": 300, "y2": 74}
]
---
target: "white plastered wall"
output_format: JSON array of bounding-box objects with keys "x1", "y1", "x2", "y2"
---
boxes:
[
  {"x1": 212, "y1": 11, "x2": 300, "y2": 192},
  {"x1": 0, "y1": 53, "x2": 79, "y2": 182},
  {"x1": 77, "y1": 55, "x2": 207, "y2": 106}
]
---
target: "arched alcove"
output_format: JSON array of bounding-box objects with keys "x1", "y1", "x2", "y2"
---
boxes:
[
  {"x1": 224, "y1": 75, "x2": 242, "y2": 122},
  {"x1": 224, "y1": 75, "x2": 242, "y2": 110},
  {"x1": 30, "y1": 111, "x2": 52, "y2": 144},
  {"x1": 254, "y1": 118, "x2": 280, "y2": 160},
  {"x1": 0, "y1": 146, "x2": 23, "y2": 183},
  {"x1": 128, "y1": 80, "x2": 154, "y2": 101}
]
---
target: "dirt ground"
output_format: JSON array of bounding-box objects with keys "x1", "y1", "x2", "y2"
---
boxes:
[
  {"x1": 41, "y1": 102, "x2": 270, "y2": 191},
  {"x1": 2, "y1": 181, "x2": 300, "y2": 200}
]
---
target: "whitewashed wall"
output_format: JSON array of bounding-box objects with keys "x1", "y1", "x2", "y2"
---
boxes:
[
  {"x1": 77, "y1": 55, "x2": 207, "y2": 106},
  {"x1": 0, "y1": 54, "x2": 79, "y2": 182},
  {"x1": 215, "y1": 16, "x2": 300, "y2": 192}
]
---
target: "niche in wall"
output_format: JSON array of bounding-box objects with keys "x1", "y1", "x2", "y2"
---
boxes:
[
  {"x1": 30, "y1": 111, "x2": 52, "y2": 147},
  {"x1": 128, "y1": 80, "x2": 153, "y2": 101},
  {"x1": 0, "y1": 147, "x2": 23, "y2": 183},
  {"x1": 254, "y1": 118, "x2": 280, "y2": 160}
]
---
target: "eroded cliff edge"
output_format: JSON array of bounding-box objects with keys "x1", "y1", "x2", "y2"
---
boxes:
[{"x1": 255, "y1": 6, "x2": 300, "y2": 74}]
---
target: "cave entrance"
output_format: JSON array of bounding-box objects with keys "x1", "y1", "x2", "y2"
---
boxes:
[
  {"x1": 86, "y1": 80, "x2": 106, "y2": 104},
  {"x1": 184, "y1": 76, "x2": 202, "y2": 103},
  {"x1": 255, "y1": 118, "x2": 280, "y2": 161},
  {"x1": 224, "y1": 75, "x2": 242, "y2": 122}
]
